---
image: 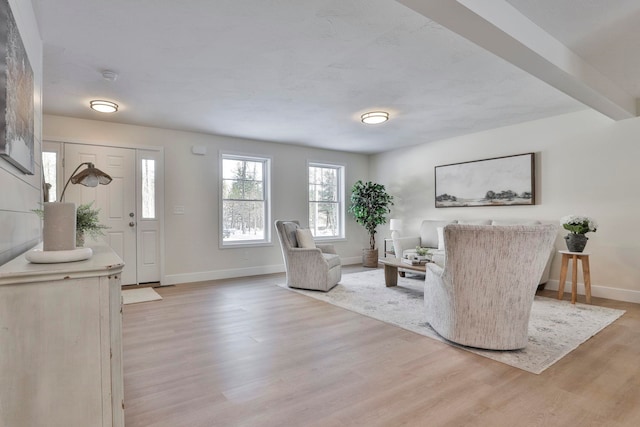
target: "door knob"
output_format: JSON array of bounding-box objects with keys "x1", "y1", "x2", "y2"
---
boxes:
[{"x1": 129, "y1": 222, "x2": 135, "y2": 227}]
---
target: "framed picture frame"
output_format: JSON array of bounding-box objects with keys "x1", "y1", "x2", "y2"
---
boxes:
[
  {"x1": 0, "y1": 0, "x2": 35, "y2": 175},
  {"x1": 435, "y1": 153, "x2": 535, "y2": 208}
]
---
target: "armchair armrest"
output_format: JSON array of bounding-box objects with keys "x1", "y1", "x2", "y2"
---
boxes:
[
  {"x1": 316, "y1": 243, "x2": 337, "y2": 254},
  {"x1": 392, "y1": 236, "x2": 421, "y2": 259},
  {"x1": 426, "y1": 262, "x2": 444, "y2": 277}
]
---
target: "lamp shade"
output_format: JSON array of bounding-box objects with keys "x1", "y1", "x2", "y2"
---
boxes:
[
  {"x1": 60, "y1": 162, "x2": 113, "y2": 201},
  {"x1": 389, "y1": 219, "x2": 403, "y2": 231}
]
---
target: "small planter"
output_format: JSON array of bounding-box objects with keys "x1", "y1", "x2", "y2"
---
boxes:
[{"x1": 565, "y1": 233, "x2": 588, "y2": 252}]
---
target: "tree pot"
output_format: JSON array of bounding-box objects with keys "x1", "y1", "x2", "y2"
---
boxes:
[
  {"x1": 362, "y1": 248, "x2": 379, "y2": 268},
  {"x1": 565, "y1": 233, "x2": 588, "y2": 252}
]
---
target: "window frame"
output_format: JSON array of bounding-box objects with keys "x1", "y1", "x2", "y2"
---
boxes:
[
  {"x1": 219, "y1": 152, "x2": 272, "y2": 248},
  {"x1": 307, "y1": 161, "x2": 345, "y2": 241}
]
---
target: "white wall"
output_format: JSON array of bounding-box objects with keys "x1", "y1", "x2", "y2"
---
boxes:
[
  {"x1": 0, "y1": 0, "x2": 43, "y2": 265},
  {"x1": 370, "y1": 110, "x2": 640, "y2": 303},
  {"x1": 43, "y1": 115, "x2": 370, "y2": 283}
]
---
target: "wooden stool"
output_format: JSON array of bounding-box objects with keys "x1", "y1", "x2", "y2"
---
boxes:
[{"x1": 557, "y1": 251, "x2": 591, "y2": 304}]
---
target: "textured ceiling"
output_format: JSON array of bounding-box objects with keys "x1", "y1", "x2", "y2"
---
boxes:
[{"x1": 31, "y1": 0, "x2": 638, "y2": 154}]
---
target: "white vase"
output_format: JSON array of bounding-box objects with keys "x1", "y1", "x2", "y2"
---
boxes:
[{"x1": 43, "y1": 202, "x2": 77, "y2": 251}]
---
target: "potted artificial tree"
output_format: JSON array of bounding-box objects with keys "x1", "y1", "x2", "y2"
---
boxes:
[{"x1": 348, "y1": 180, "x2": 394, "y2": 267}]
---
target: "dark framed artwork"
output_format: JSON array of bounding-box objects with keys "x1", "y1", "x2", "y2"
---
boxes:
[
  {"x1": 435, "y1": 153, "x2": 535, "y2": 208},
  {"x1": 0, "y1": 0, "x2": 35, "y2": 175}
]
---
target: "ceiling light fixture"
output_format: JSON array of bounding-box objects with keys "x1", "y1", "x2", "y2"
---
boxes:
[
  {"x1": 361, "y1": 111, "x2": 389, "y2": 125},
  {"x1": 90, "y1": 100, "x2": 118, "y2": 113}
]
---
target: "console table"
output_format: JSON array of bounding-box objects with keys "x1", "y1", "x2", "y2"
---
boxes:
[{"x1": 0, "y1": 245, "x2": 125, "y2": 427}]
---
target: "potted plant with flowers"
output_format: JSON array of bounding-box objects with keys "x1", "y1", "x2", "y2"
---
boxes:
[{"x1": 561, "y1": 215, "x2": 597, "y2": 252}]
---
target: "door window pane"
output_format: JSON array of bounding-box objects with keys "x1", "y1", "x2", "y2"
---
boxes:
[
  {"x1": 141, "y1": 159, "x2": 156, "y2": 219},
  {"x1": 42, "y1": 151, "x2": 57, "y2": 202}
]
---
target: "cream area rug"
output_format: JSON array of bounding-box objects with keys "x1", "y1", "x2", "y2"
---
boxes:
[
  {"x1": 278, "y1": 269, "x2": 625, "y2": 374},
  {"x1": 122, "y1": 287, "x2": 163, "y2": 305}
]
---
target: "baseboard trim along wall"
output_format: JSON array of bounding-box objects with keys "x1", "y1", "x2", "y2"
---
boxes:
[
  {"x1": 163, "y1": 256, "x2": 364, "y2": 286},
  {"x1": 165, "y1": 264, "x2": 639, "y2": 304},
  {"x1": 546, "y1": 280, "x2": 640, "y2": 304}
]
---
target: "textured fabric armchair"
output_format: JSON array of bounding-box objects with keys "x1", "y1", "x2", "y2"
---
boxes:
[
  {"x1": 424, "y1": 224, "x2": 557, "y2": 350},
  {"x1": 275, "y1": 220, "x2": 341, "y2": 292}
]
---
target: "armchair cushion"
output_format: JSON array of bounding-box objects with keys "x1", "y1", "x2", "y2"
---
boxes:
[
  {"x1": 436, "y1": 227, "x2": 445, "y2": 250},
  {"x1": 419, "y1": 219, "x2": 458, "y2": 248},
  {"x1": 295, "y1": 228, "x2": 316, "y2": 248}
]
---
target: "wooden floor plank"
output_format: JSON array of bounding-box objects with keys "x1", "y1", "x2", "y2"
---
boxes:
[{"x1": 123, "y1": 267, "x2": 640, "y2": 426}]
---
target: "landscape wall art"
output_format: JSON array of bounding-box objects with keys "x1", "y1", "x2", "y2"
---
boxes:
[
  {"x1": 435, "y1": 153, "x2": 535, "y2": 208},
  {"x1": 0, "y1": 0, "x2": 35, "y2": 175}
]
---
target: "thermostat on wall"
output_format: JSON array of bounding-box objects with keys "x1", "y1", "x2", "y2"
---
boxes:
[{"x1": 191, "y1": 146, "x2": 207, "y2": 155}]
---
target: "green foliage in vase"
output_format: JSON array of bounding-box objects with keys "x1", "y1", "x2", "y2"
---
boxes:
[
  {"x1": 76, "y1": 202, "x2": 110, "y2": 238},
  {"x1": 348, "y1": 180, "x2": 394, "y2": 250}
]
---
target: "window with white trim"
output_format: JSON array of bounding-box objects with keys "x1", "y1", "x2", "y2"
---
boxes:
[
  {"x1": 221, "y1": 154, "x2": 270, "y2": 246},
  {"x1": 308, "y1": 162, "x2": 344, "y2": 239}
]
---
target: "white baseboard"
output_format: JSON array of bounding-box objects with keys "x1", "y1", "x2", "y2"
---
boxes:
[
  {"x1": 163, "y1": 264, "x2": 285, "y2": 285},
  {"x1": 545, "y1": 279, "x2": 640, "y2": 304},
  {"x1": 164, "y1": 263, "x2": 640, "y2": 305},
  {"x1": 163, "y1": 256, "x2": 367, "y2": 286},
  {"x1": 342, "y1": 256, "x2": 365, "y2": 265}
]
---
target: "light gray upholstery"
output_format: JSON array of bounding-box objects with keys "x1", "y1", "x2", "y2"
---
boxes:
[
  {"x1": 424, "y1": 224, "x2": 558, "y2": 350},
  {"x1": 275, "y1": 220, "x2": 341, "y2": 292},
  {"x1": 393, "y1": 218, "x2": 554, "y2": 285}
]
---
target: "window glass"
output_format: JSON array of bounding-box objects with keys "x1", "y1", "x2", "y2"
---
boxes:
[
  {"x1": 221, "y1": 155, "x2": 270, "y2": 245},
  {"x1": 308, "y1": 163, "x2": 344, "y2": 238}
]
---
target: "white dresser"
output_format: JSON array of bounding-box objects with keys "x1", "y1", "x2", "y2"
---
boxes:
[{"x1": 0, "y1": 245, "x2": 125, "y2": 427}]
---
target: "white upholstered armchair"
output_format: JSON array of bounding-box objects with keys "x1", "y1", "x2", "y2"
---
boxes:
[
  {"x1": 424, "y1": 224, "x2": 557, "y2": 350},
  {"x1": 275, "y1": 220, "x2": 341, "y2": 292}
]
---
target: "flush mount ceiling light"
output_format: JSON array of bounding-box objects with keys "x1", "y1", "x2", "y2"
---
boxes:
[
  {"x1": 361, "y1": 111, "x2": 389, "y2": 125},
  {"x1": 90, "y1": 100, "x2": 118, "y2": 113}
]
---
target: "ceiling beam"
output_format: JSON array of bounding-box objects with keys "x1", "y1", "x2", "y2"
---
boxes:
[{"x1": 397, "y1": 0, "x2": 637, "y2": 119}]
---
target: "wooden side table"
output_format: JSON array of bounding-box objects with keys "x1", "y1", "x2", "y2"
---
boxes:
[{"x1": 557, "y1": 250, "x2": 591, "y2": 304}]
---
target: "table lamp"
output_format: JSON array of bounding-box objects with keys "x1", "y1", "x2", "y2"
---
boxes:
[{"x1": 389, "y1": 219, "x2": 403, "y2": 240}]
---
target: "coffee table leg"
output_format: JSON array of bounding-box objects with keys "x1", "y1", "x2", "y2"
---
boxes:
[{"x1": 384, "y1": 264, "x2": 398, "y2": 287}]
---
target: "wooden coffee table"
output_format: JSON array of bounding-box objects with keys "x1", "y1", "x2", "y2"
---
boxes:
[{"x1": 378, "y1": 258, "x2": 427, "y2": 287}]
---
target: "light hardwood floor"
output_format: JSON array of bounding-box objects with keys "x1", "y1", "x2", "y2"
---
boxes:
[{"x1": 123, "y1": 266, "x2": 640, "y2": 427}]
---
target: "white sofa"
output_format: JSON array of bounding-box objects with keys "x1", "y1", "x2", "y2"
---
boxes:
[{"x1": 392, "y1": 219, "x2": 556, "y2": 285}]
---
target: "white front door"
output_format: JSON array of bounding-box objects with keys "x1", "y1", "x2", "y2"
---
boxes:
[{"x1": 64, "y1": 144, "x2": 138, "y2": 285}]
